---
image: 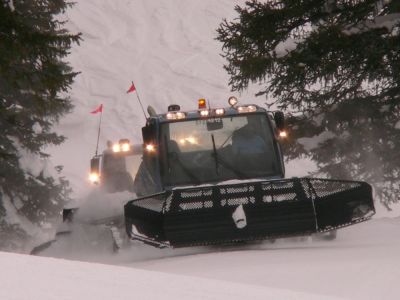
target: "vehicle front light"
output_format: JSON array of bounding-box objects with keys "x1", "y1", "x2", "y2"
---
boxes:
[
  {"x1": 215, "y1": 108, "x2": 225, "y2": 115},
  {"x1": 237, "y1": 105, "x2": 257, "y2": 113},
  {"x1": 166, "y1": 112, "x2": 186, "y2": 120},
  {"x1": 89, "y1": 172, "x2": 99, "y2": 184},
  {"x1": 121, "y1": 143, "x2": 130, "y2": 152},
  {"x1": 112, "y1": 143, "x2": 121, "y2": 152},
  {"x1": 279, "y1": 130, "x2": 287, "y2": 138},
  {"x1": 145, "y1": 143, "x2": 156, "y2": 152},
  {"x1": 200, "y1": 110, "x2": 209, "y2": 117}
]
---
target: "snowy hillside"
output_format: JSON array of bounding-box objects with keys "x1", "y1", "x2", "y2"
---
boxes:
[
  {"x1": 37, "y1": 0, "x2": 394, "y2": 212},
  {"x1": 50, "y1": 0, "x2": 260, "y2": 200},
  {"x1": 48, "y1": 0, "x2": 399, "y2": 216},
  {"x1": 10, "y1": 1, "x2": 399, "y2": 300}
]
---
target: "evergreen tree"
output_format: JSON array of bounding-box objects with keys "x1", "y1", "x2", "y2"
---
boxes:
[
  {"x1": 0, "y1": 0, "x2": 80, "y2": 250},
  {"x1": 217, "y1": 0, "x2": 400, "y2": 207}
]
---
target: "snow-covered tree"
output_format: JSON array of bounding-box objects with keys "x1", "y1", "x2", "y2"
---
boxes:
[
  {"x1": 217, "y1": 0, "x2": 400, "y2": 207},
  {"x1": 0, "y1": 0, "x2": 80, "y2": 250}
]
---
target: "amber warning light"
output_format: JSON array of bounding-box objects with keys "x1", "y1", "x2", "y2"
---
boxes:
[{"x1": 198, "y1": 98, "x2": 207, "y2": 109}]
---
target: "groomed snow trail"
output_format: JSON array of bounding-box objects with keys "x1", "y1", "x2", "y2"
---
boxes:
[
  {"x1": 2, "y1": 251, "x2": 346, "y2": 300},
  {"x1": 128, "y1": 219, "x2": 400, "y2": 300},
  {"x1": 37, "y1": 218, "x2": 400, "y2": 300}
]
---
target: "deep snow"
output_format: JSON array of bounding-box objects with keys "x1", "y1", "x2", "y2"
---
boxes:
[
  {"x1": 1, "y1": 250, "x2": 345, "y2": 300},
  {"x1": 18, "y1": 218, "x2": 400, "y2": 300},
  {"x1": 8, "y1": 0, "x2": 400, "y2": 299}
]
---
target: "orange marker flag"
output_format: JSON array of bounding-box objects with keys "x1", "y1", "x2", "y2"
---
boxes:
[
  {"x1": 90, "y1": 104, "x2": 103, "y2": 114},
  {"x1": 126, "y1": 82, "x2": 136, "y2": 93}
]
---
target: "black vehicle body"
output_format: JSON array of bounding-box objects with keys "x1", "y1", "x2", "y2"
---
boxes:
[{"x1": 120, "y1": 104, "x2": 375, "y2": 248}]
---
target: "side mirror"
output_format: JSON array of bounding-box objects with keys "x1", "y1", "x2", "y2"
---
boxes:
[
  {"x1": 142, "y1": 124, "x2": 157, "y2": 161},
  {"x1": 90, "y1": 157, "x2": 100, "y2": 174},
  {"x1": 274, "y1": 111, "x2": 285, "y2": 130},
  {"x1": 89, "y1": 157, "x2": 100, "y2": 184},
  {"x1": 142, "y1": 123, "x2": 156, "y2": 144}
]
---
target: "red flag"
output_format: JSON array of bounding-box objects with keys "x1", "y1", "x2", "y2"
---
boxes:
[
  {"x1": 126, "y1": 82, "x2": 136, "y2": 93},
  {"x1": 90, "y1": 104, "x2": 103, "y2": 114}
]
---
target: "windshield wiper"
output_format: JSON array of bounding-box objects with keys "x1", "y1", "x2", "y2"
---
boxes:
[
  {"x1": 210, "y1": 134, "x2": 246, "y2": 179},
  {"x1": 164, "y1": 135, "x2": 171, "y2": 173},
  {"x1": 211, "y1": 133, "x2": 219, "y2": 175}
]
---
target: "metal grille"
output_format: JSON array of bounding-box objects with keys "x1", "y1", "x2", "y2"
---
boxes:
[
  {"x1": 125, "y1": 177, "x2": 375, "y2": 248},
  {"x1": 179, "y1": 200, "x2": 213, "y2": 210},
  {"x1": 221, "y1": 196, "x2": 255, "y2": 206},
  {"x1": 260, "y1": 180, "x2": 299, "y2": 203},
  {"x1": 130, "y1": 193, "x2": 166, "y2": 212},
  {"x1": 180, "y1": 188, "x2": 212, "y2": 198},
  {"x1": 220, "y1": 185, "x2": 255, "y2": 194},
  {"x1": 306, "y1": 179, "x2": 360, "y2": 198},
  {"x1": 168, "y1": 178, "x2": 319, "y2": 212},
  {"x1": 171, "y1": 187, "x2": 214, "y2": 211}
]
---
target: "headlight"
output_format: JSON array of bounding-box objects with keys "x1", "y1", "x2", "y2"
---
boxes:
[
  {"x1": 112, "y1": 143, "x2": 121, "y2": 152},
  {"x1": 145, "y1": 143, "x2": 156, "y2": 152},
  {"x1": 279, "y1": 130, "x2": 287, "y2": 138},
  {"x1": 89, "y1": 172, "x2": 99, "y2": 183},
  {"x1": 121, "y1": 143, "x2": 130, "y2": 152}
]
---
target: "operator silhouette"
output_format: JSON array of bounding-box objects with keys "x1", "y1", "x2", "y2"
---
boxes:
[{"x1": 232, "y1": 116, "x2": 267, "y2": 155}]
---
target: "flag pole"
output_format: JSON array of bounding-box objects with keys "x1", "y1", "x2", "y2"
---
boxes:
[
  {"x1": 95, "y1": 109, "x2": 103, "y2": 156},
  {"x1": 131, "y1": 82, "x2": 147, "y2": 120}
]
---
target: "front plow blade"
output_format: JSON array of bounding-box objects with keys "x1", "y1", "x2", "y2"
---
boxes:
[{"x1": 124, "y1": 178, "x2": 374, "y2": 248}]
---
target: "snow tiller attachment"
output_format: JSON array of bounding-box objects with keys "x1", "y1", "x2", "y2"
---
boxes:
[{"x1": 124, "y1": 177, "x2": 375, "y2": 248}]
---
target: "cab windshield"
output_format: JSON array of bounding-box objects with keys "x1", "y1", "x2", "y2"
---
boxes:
[{"x1": 160, "y1": 114, "x2": 280, "y2": 187}]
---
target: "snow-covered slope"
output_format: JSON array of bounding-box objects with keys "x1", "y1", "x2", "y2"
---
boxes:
[
  {"x1": 17, "y1": 218, "x2": 400, "y2": 300},
  {"x1": 19, "y1": 1, "x2": 400, "y2": 300},
  {"x1": 50, "y1": 0, "x2": 261, "y2": 200},
  {"x1": 1, "y1": 250, "x2": 346, "y2": 300},
  {"x1": 130, "y1": 218, "x2": 400, "y2": 300},
  {"x1": 49, "y1": 0, "x2": 399, "y2": 216}
]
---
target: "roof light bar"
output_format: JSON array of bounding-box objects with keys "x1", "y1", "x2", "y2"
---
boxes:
[
  {"x1": 112, "y1": 143, "x2": 121, "y2": 152},
  {"x1": 121, "y1": 143, "x2": 130, "y2": 152},
  {"x1": 237, "y1": 105, "x2": 257, "y2": 113},
  {"x1": 112, "y1": 139, "x2": 131, "y2": 153},
  {"x1": 200, "y1": 110, "x2": 209, "y2": 117},
  {"x1": 215, "y1": 108, "x2": 225, "y2": 115},
  {"x1": 166, "y1": 111, "x2": 186, "y2": 120}
]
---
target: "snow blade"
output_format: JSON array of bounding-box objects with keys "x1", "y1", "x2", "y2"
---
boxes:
[{"x1": 124, "y1": 178, "x2": 375, "y2": 248}]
